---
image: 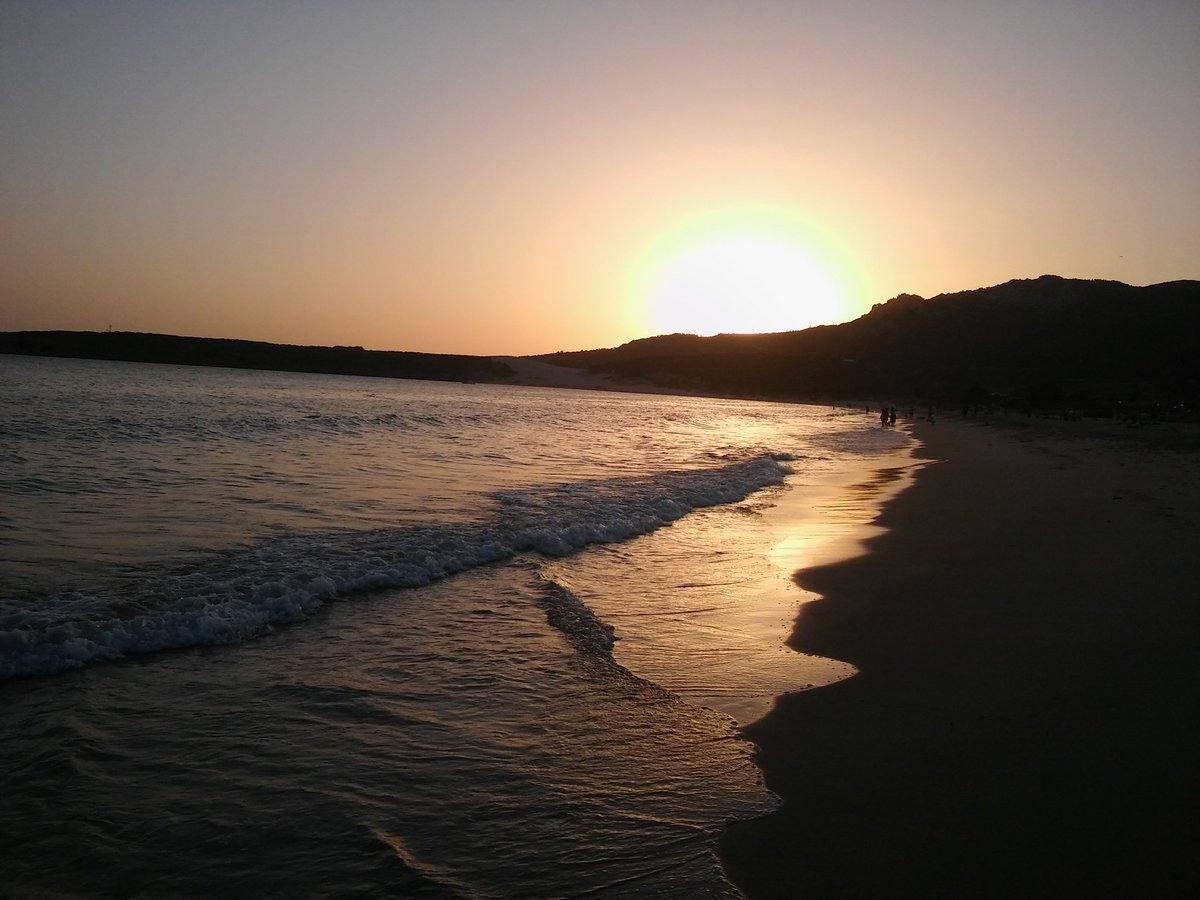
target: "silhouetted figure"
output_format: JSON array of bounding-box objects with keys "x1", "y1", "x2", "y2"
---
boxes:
[
  {"x1": 880, "y1": 407, "x2": 889, "y2": 427},
  {"x1": 888, "y1": 406, "x2": 897, "y2": 426}
]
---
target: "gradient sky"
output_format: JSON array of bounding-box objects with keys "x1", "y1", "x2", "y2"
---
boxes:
[{"x1": 2, "y1": 1, "x2": 1197, "y2": 354}]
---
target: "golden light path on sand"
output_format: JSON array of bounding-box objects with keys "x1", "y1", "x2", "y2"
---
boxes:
[{"x1": 546, "y1": 429, "x2": 922, "y2": 727}]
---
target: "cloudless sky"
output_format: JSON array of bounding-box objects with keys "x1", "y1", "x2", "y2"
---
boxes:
[{"x1": 2, "y1": 1, "x2": 1197, "y2": 354}]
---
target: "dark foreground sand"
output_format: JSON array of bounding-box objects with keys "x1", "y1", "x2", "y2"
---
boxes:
[{"x1": 721, "y1": 417, "x2": 1198, "y2": 896}]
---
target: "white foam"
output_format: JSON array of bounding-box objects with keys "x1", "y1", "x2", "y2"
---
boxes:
[{"x1": 0, "y1": 454, "x2": 791, "y2": 680}]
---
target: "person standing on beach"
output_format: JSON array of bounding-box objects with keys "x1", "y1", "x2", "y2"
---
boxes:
[{"x1": 880, "y1": 407, "x2": 889, "y2": 427}]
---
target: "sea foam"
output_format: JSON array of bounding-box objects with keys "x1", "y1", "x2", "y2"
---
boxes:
[{"x1": 0, "y1": 454, "x2": 791, "y2": 680}]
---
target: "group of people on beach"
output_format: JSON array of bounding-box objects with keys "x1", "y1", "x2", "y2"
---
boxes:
[{"x1": 869, "y1": 403, "x2": 935, "y2": 426}]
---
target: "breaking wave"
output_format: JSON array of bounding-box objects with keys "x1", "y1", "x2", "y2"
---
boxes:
[{"x1": 0, "y1": 454, "x2": 792, "y2": 680}]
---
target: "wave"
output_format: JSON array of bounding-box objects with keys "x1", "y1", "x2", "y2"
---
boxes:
[
  {"x1": 0, "y1": 454, "x2": 792, "y2": 680},
  {"x1": 534, "y1": 572, "x2": 678, "y2": 707},
  {"x1": 536, "y1": 574, "x2": 617, "y2": 661}
]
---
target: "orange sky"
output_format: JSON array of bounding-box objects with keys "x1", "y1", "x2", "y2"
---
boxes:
[{"x1": 2, "y1": 1, "x2": 1197, "y2": 354}]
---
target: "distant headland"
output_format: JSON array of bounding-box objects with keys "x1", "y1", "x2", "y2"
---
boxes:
[
  {"x1": 4, "y1": 276, "x2": 1197, "y2": 418},
  {"x1": 0, "y1": 330, "x2": 513, "y2": 384},
  {"x1": 538, "y1": 275, "x2": 1200, "y2": 418}
]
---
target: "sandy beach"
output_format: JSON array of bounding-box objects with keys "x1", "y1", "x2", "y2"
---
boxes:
[{"x1": 721, "y1": 415, "x2": 1199, "y2": 896}]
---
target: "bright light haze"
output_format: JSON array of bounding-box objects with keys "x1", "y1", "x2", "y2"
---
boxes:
[{"x1": 2, "y1": 1, "x2": 1197, "y2": 354}]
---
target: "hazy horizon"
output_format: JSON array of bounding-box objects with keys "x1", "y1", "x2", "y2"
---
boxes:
[
  {"x1": 3, "y1": 271, "x2": 1196, "y2": 359},
  {"x1": 3, "y1": 1, "x2": 1197, "y2": 354}
]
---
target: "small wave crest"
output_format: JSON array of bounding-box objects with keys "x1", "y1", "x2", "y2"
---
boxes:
[
  {"x1": 536, "y1": 575, "x2": 617, "y2": 660},
  {"x1": 534, "y1": 572, "x2": 676, "y2": 704},
  {"x1": 0, "y1": 454, "x2": 792, "y2": 680}
]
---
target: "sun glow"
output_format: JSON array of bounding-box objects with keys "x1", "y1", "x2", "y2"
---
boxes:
[{"x1": 639, "y1": 221, "x2": 849, "y2": 336}]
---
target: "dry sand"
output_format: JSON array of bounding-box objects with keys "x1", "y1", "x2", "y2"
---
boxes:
[
  {"x1": 720, "y1": 416, "x2": 1198, "y2": 896},
  {"x1": 493, "y1": 357, "x2": 621, "y2": 391},
  {"x1": 495, "y1": 356, "x2": 767, "y2": 400}
]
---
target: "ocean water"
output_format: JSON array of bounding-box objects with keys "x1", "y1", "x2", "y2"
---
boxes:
[{"x1": 0, "y1": 355, "x2": 909, "y2": 897}]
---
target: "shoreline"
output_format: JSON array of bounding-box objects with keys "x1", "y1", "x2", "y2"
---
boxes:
[
  {"x1": 720, "y1": 416, "x2": 1198, "y2": 895},
  {"x1": 576, "y1": 423, "x2": 918, "y2": 727}
]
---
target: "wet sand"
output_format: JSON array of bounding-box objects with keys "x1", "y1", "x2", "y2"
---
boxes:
[{"x1": 721, "y1": 417, "x2": 1198, "y2": 896}]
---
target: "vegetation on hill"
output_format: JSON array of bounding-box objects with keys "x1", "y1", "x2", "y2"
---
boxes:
[{"x1": 537, "y1": 276, "x2": 1200, "y2": 417}]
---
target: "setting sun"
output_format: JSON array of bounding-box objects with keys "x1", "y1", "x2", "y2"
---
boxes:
[
  {"x1": 633, "y1": 206, "x2": 859, "y2": 340},
  {"x1": 642, "y1": 226, "x2": 847, "y2": 336}
]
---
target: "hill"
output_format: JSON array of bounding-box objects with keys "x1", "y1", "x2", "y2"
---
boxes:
[
  {"x1": 536, "y1": 276, "x2": 1200, "y2": 416},
  {"x1": 0, "y1": 330, "x2": 512, "y2": 383}
]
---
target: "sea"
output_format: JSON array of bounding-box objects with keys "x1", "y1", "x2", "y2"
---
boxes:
[{"x1": 0, "y1": 354, "x2": 911, "y2": 897}]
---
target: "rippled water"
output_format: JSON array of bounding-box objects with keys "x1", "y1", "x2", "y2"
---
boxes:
[{"x1": 0, "y1": 355, "x2": 909, "y2": 896}]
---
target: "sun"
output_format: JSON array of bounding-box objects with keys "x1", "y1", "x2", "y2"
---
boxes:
[{"x1": 643, "y1": 228, "x2": 846, "y2": 336}]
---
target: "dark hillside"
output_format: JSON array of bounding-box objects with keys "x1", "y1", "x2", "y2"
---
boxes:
[
  {"x1": 0, "y1": 331, "x2": 512, "y2": 383},
  {"x1": 537, "y1": 276, "x2": 1200, "y2": 414}
]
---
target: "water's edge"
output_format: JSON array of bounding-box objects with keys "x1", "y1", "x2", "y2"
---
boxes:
[{"x1": 715, "y1": 429, "x2": 926, "y2": 896}]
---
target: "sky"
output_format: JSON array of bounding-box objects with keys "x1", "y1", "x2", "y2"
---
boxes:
[{"x1": 2, "y1": 1, "x2": 1197, "y2": 355}]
